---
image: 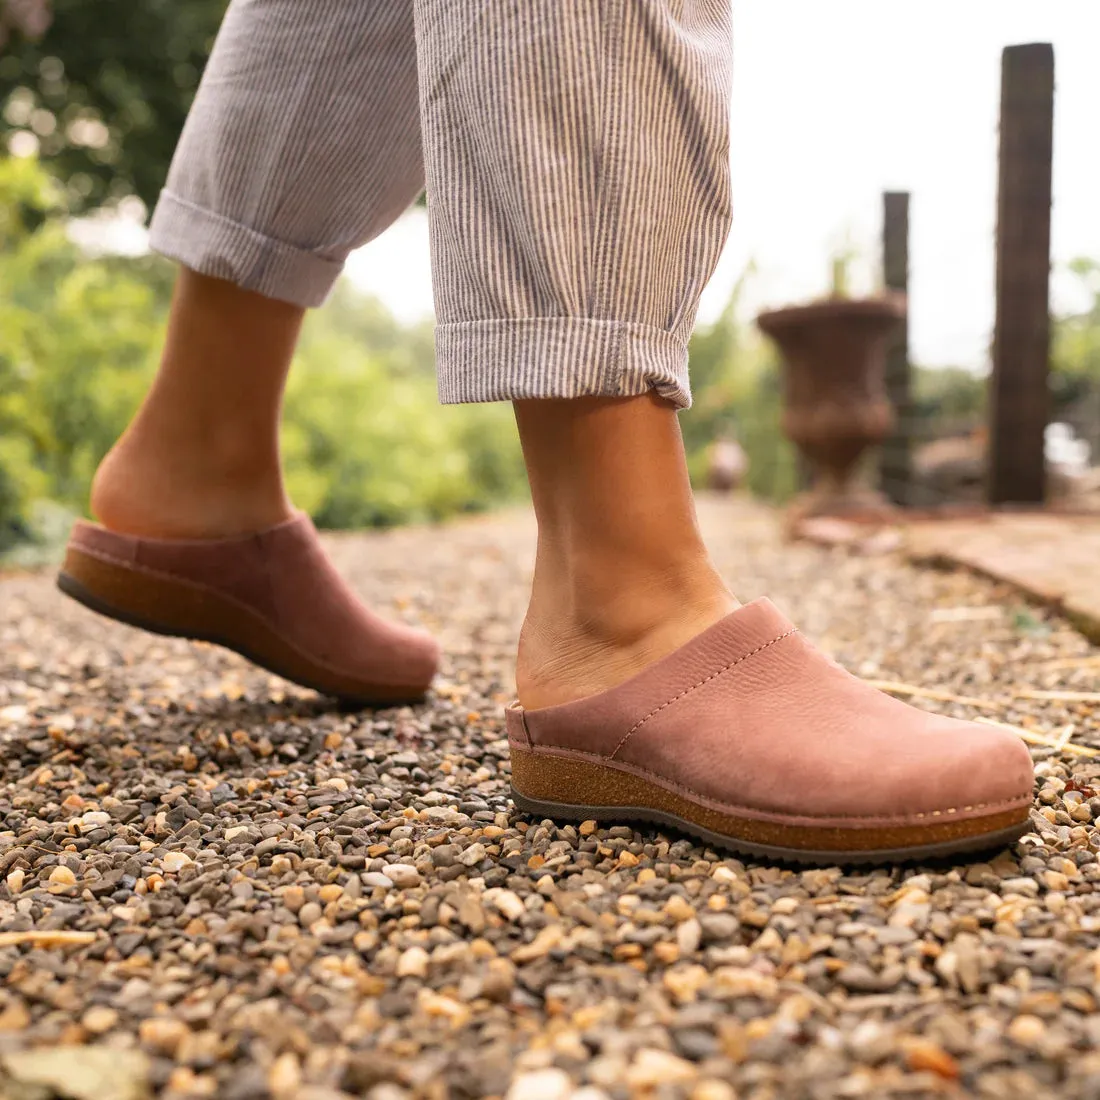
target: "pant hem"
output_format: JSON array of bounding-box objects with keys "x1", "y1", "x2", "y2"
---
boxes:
[
  {"x1": 148, "y1": 191, "x2": 343, "y2": 308},
  {"x1": 435, "y1": 318, "x2": 692, "y2": 409}
]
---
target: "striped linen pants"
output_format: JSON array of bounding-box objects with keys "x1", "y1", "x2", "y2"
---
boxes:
[{"x1": 149, "y1": 1, "x2": 733, "y2": 409}]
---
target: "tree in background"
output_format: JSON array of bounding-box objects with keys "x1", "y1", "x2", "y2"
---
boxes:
[{"x1": 1, "y1": 0, "x2": 226, "y2": 210}]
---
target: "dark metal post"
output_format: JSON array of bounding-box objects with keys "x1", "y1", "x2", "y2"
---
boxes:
[
  {"x1": 988, "y1": 44, "x2": 1054, "y2": 505},
  {"x1": 879, "y1": 191, "x2": 911, "y2": 504}
]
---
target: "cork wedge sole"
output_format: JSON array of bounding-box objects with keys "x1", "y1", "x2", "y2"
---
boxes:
[
  {"x1": 58, "y1": 545, "x2": 430, "y2": 706},
  {"x1": 510, "y1": 746, "x2": 1031, "y2": 866}
]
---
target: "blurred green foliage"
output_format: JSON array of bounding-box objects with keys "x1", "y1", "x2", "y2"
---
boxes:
[
  {"x1": 911, "y1": 366, "x2": 986, "y2": 427},
  {"x1": 1054, "y1": 260, "x2": 1100, "y2": 379},
  {"x1": 681, "y1": 274, "x2": 799, "y2": 502},
  {"x1": 1051, "y1": 259, "x2": 1100, "y2": 415},
  {"x1": 1, "y1": 0, "x2": 227, "y2": 211}
]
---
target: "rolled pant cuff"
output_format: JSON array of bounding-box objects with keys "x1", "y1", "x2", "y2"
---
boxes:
[
  {"x1": 435, "y1": 317, "x2": 692, "y2": 409},
  {"x1": 148, "y1": 191, "x2": 343, "y2": 308}
]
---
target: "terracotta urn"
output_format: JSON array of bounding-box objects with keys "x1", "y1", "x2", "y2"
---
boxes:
[{"x1": 756, "y1": 296, "x2": 906, "y2": 519}]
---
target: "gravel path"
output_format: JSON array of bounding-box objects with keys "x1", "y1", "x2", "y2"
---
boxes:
[{"x1": 2, "y1": 497, "x2": 1100, "y2": 1100}]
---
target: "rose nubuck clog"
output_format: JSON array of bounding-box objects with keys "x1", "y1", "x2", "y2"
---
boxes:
[
  {"x1": 508, "y1": 598, "x2": 1034, "y2": 865},
  {"x1": 58, "y1": 514, "x2": 439, "y2": 704}
]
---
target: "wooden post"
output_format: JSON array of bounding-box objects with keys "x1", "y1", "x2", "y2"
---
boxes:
[
  {"x1": 988, "y1": 43, "x2": 1054, "y2": 505},
  {"x1": 879, "y1": 191, "x2": 911, "y2": 504}
]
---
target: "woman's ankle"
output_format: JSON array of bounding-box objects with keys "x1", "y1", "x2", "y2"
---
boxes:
[
  {"x1": 516, "y1": 556, "x2": 737, "y2": 709},
  {"x1": 90, "y1": 430, "x2": 292, "y2": 539}
]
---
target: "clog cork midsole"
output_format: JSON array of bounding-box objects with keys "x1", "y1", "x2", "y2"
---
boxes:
[
  {"x1": 58, "y1": 545, "x2": 427, "y2": 704},
  {"x1": 510, "y1": 744, "x2": 1030, "y2": 863}
]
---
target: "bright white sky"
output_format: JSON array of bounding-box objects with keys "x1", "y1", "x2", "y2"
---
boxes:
[{"x1": 347, "y1": 0, "x2": 1100, "y2": 371}]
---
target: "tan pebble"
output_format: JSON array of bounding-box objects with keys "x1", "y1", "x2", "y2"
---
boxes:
[
  {"x1": 484, "y1": 888, "x2": 526, "y2": 921},
  {"x1": 139, "y1": 1015, "x2": 190, "y2": 1056},
  {"x1": 419, "y1": 990, "x2": 471, "y2": 1026},
  {"x1": 1042, "y1": 871, "x2": 1070, "y2": 892},
  {"x1": 613, "y1": 943, "x2": 643, "y2": 960},
  {"x1": 512, "y1": 924, "x2": 563, "y2": 963},
  {"x1": 691, "y1": 1081, "x2": 738, "y2": 1100},
  {"x1": 505, "y1": 1068, "x2": 572, "y2": 1100},
  {"x1": 777, "y1": 994, "x2": 815, "y2": 1024},
  {"x1": 396, "y1": 946, "x2": 430, "y2": 978},
  {"x1": 282, "y1": 886, "x2": 306, "y2": 913},
  {"x1": 323, "y1": 732, "x2": 343, "y2": 750},
  {"x1": 48, "y1": 865, "x2": 77, "y2": 887},
  {"x1": 269, "y1": 1051, "x2": 301, "y2": 1097},
  {"x1": 904, "y1": 1038, "x2": 959, "y2": 1079},
  {"x1": 297, "y1": 901, "x2": 323, "y2": 927},
  {"x1": 677, "y1": 919, "x2": 702, "y2": 956},
  {"x1": 625, "y1": 1048, "x2": 697, "y2": 1089},
  {"x1": 753, "y1": 928, "x2": 783, "y2": 954},
  {"x1": 61, "y1": 794, "x2": 86, "y2": 813},
  {"x1": 653, "y1": 942, "x2": 680, "y2": 964},
  {"x1": 890, "y1": 886, "x2": 930, "y2": 907},
  {"x1": 664, "y1": 895, "x2": 695, "y2": 923},
  {"x1": 0, "y1": 1002, "x2": 30, "y2": 1031},
  {"x1": 352, "y1": 931, "x2": 378, "y2": 954},
  {"x1": 367, "y1": 843, "x2": 390, "y2": 858},
  {"x1": 318, "y1": 884, "x2": 344, "y2": 903},
  {"x1": 224, "y1": 826, "x2": 248, "y2": 841},
  {"x1": 82, "y1": 1005, "x2": 119, "y2": 1034},
  {"x1": 618, "y1": 851, "x2": 640, "y2": 868},
  {"x1": 166, "y1": 1068, "x2": 202, "y2": 1096},
  {"x1": 637, "y1": 868, "x2": 657, "y2": 884},
  {"x1": 711, "y1": 866, "x2": 739, "y2": 884},
  {"x1": 386, "y1": 863, "x2": 421, "y2": 887},
  {"x1": 771, "y1": 896, "x2": 801, "y2": 915},
  {"x1": 1020, "y1": 990, "x2": 1061, "y2": 1016},
  {"x1": 161, "y1": 852, "x2": 192, "y2": 873},
  {"x1": 322, "y1": 777, "x2": 348, "y2": 791},
  {"x1": 271, "y1": 955, "x2": 292, "y2": 976},
  {"x1": 579, "y1": 820, "x2": 598, "y2": 837},
  {"x1": 481, "y1": 825, "x2": 506, "y2": 839},
  {"x1": 1008, "y1": 1014, "x2": 1046, "y2": 1046},
  {"x1": 6, "y1": 868, "x2": 24, "y2": 894},
  {"x1": 663, "y1": 965, "x2": 709, "y2": 1004},
  {"x1": 1063, "y1": 988, "x2": 1096, "y2": 1013},
  {"x1": 572, "y1": 1005, "x2": 607, "y2": 1030},
  {"x1": 270, "y1": 855, "x2": 293, "y2": 876},
  {"x1": 745, "y1": 1018, "x2": 771, "y2": 1040},
  {"x1": 712, "y1": 967, "x2": 778, "y2": 998}
]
